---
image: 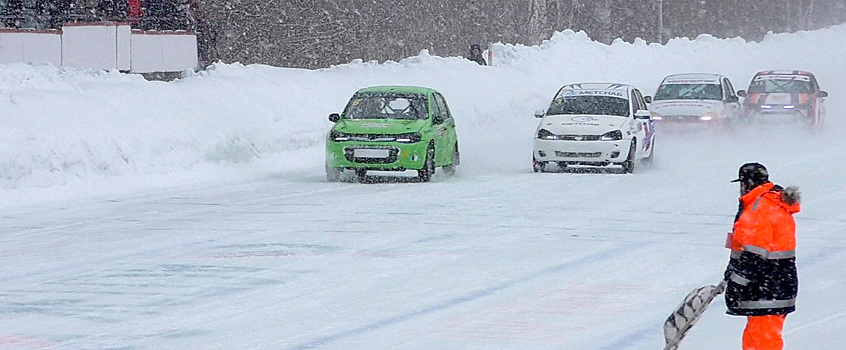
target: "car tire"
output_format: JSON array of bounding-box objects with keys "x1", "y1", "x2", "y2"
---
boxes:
[
  {"x1": 418, "y1": 146, "x2": 435, "y2": 182},
  {"x1": 533, "y1": 157, "x2": 546, "y2": 173},
  {"x1": 622, "y1": 140, "x2": 636, "y2": 174},
  {"x1": 326, "y1": 163, "x2": 341, "y2": 182},
  {"x1": 355, "y1": 169, "x2": 367, "y2": 182},
  {"x1": 442, "y1": 144, "x2": 459, "y2": 176}
]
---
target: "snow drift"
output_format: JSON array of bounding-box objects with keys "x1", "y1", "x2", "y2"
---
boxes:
[{"x1": 1, "y1": 26, "x2": 845, "y2": 194}]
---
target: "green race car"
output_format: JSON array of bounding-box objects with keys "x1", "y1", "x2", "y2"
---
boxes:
[{"x1": 325, "y1": 86, "x2": 460, "y2": 182}]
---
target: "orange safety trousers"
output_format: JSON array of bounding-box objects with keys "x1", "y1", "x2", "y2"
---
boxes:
[{"x1": 743, "y1": 315, "x2": 786, "y2": 350}]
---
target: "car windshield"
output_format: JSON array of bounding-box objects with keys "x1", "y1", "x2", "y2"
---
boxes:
[
  {"x1": 747, "y1": 77, "x2": 813, "y2": 94},
  {"x1": 546, "y1": 96, "x2": 630, "y2": 117},
  {"x1": 653, "y1": 83, "x2": 722, "y2": 101},
  {"x1": 343, "y1": 93, "x2": 427, "y2": 120}
]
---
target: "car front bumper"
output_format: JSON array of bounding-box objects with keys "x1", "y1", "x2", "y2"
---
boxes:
[
  {"x1": 533, "y1": 138, "x2": 630, "y2": 165},
  {"x1": 326, "y1": 140, "x2": 429, "y2": 170}
]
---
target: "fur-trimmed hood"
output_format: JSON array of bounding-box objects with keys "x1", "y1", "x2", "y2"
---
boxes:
[
  {"x1": 740, "y1": 182, "x2": 801, "y2": 214},
  {"x1": 781, "y1": 186, "x2": 801, "y2": 206}
]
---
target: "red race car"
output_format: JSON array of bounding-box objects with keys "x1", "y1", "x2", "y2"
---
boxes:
[{"x1": 737, "y1": 70, "x2": 828, "y2": 127}]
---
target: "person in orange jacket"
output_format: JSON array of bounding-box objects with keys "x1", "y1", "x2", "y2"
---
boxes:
[{"x1": 724, "y1": 163, "x2": 800, "y2": 350}]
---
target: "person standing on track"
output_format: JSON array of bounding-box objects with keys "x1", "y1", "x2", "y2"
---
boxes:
[{"x1": 723, "y1": 162, "x2": 801, "y2": 350}]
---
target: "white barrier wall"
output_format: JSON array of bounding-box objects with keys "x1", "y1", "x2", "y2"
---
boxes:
[
  {"x1": 61, "y1": 23, "x2": 132, "y2": 71},
  {"x1": 0, "y1": 23, "x2": 196, "y2": 73},
  {"x1": 0, "y1": 30, "x2": 62, "y2": 66},
  {"x1": 130, "y1": 31, "x2": 198, "y2": 73}
]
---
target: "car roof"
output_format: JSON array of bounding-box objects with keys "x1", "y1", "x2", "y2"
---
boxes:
[
  {"x1": 355, "y1": 85, "x2": 437, "y2": 95},
  {"x1": 754, "y1": 70, "x2": 815, "y2": 78},
  {"x1": 661, "y1": 73, "x2": 723, "y2": 84}
]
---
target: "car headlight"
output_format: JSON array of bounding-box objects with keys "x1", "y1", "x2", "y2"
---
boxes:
[
  {"x1": 330, "y1": 131, "x2": 350, "y2": 142},
  {"x1": 395, "y1": 133, "x2": 422, "y2": 143},
  {"x1": 537, "y1": 129, "x2": 556, "y2": 140},
  {"x1": 650, "y1": 111, "x2": 663, "y2": 121},
  {"x1": 600, "y1": 130, "x2": 622, "y2": 141},
  {"x1": 699, "y1": 112, "x2": 719, "y2": 121}
]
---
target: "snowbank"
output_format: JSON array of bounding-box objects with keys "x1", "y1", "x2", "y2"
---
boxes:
[{"x1": 2, "y1": 25, "x2": 845, "y2": 193}]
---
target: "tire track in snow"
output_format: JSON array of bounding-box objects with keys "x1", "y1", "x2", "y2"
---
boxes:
[{"x1": 277, "y1": 240, "x2": 651, "y2": 350}]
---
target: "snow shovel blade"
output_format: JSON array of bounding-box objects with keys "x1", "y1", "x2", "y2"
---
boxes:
[{"x1": 662, "y1": 280, "x2": 726, "y2": 350}]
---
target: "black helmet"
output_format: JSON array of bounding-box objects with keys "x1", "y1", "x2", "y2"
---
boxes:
[{"x1": 731, "y1": 162, "x2": 769, "y2": 187}]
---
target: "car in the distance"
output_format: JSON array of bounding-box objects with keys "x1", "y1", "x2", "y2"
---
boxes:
[
  {"x1": 325, "y1": 86, "x2": 459, "y2": 182},
  {"x1": 533, "y1": 83, "x2": 655, "y2": 174},
  {"x1": 737, "y1": 70, "x2": 827, "y2": 127},
  {"x1": 646, "y1": 73, "x2": 742, "y2": 129}
]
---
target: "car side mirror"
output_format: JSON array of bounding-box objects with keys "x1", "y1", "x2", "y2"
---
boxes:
[
  {"x1": 726, "y1": 95, "x2": 739, "y2": 103},
  {"x1": 819, "y1": 91, "x2": 828, "y2": 98},
  {"x1": 534, "y1": 109, "x2": 545, "y2": 118},
  {"x1": 328, "y1": 113, "x2": 341, "y2": 123},
  {"x1": 736, "y1": 90, "x2": 747, "y2": 97},
  {"x1": 634, "y1": 110, "x2": 651, "y2": 120},
  {"x1": 644, "y1": 96, "x2": 652, "y2": 104},
  {"x1": 433, "y1": 114, "x2": 445, "y2": 125}
]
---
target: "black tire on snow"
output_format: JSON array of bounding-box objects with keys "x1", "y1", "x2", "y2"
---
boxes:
[
  {"x1": 622, "y1": 140, "x2": 636, "y2": 174},
  {"x1": 443, "y1": 144, "x2": 459, "y2": 176},
  {"x1": 418, "y1": 146, "x2": 435, "y2": 182}
]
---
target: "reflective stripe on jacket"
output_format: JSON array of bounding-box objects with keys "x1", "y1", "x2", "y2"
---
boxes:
[{"x1": 725, "y1": 182, "x2": 800, "y2": 316}]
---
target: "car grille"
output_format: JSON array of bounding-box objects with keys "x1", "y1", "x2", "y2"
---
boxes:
[
  {"x1": 346, "y1": 134, "x2": 402, "y2": 142},
  {"x1": 555, "y1": 151, "x2": 602, "y2": 158},
  {"x1": 556, "y1": 134, "x2": 601, "y2": 141},
  {"x1": 344, "y1": 147, "x2": 399, "y2": 164}
]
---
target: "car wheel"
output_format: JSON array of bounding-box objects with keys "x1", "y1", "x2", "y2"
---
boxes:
[
  {"x1": 533, "y1": 157, "x2": 546, "y2": 173},
  {"x1": 355, "y1": 169, "x2": 367, "y2": 182},
  {"x1": 418, "y1": 146, "x2": 435, "y2": 182},
  {"x1": 622, "y1": 140, "x2": 636, "y2": 174},
  {"x1": 326, "y1": 163, "x2": 341, "y2": 182},
  {"x1": 442, "y1": 144, "x2": 459, "y2": 176}
]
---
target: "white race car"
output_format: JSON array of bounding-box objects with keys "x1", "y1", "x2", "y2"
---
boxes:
[
  {"x1": 647, "y1": 73, "x2": 742, "y2": 129},
  {"x1": 533, "y1": 83, "x2": 655, "y2": 173}
]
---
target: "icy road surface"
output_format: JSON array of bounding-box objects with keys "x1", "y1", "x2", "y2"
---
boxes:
[{"x1": 2, "y1": 129, "x2": 846, "y2": 350}]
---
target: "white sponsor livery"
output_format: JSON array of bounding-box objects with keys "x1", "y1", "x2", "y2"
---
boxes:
[
  {"x1": 664, "y1": 78, "x2": 721, "y2": 85},
  {"x1": 754, "y1": 75, "x2": 811, "y2": 82},
  {"x1": 573, "y1": 90, "x2": 626, "y2": 97},
  {"x1": 533, "y1": 82, "x2": 655, "y2": 174},
  {"x1": 649, "y1": 73, "x2": 742, "y2": 128}
]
